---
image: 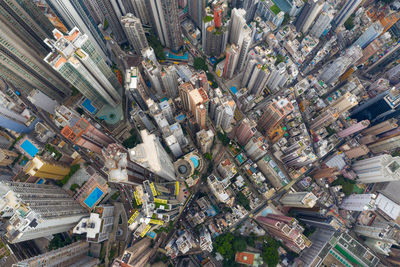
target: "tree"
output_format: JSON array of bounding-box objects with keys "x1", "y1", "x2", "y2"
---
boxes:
[
  {"x1": 344, "y1": 15, "x2": 355, "y2": 30},
  {"x1": 236, "y1": 191, "x2": 250, "y2": 210},
  {"x1": 275, "y1": 54, "x2": 285, "y2": 66},
  {"x1": 217, "y1": 131, "x2": 230, "y2": 146},
  {"x1": 204, "y1": 153, "x2": 213, "y2": 160},
  {"x1": 76, "y1": 107, "x2": 84, "y2": 115},
  {"x1": 262, "y1": 246, "x2": 279, "y2": 267},
  {"x1": 147, "y1": 31, "x2": 166, "y2": 60},
  {"x1": 214, "y1": 233, "x2": 235, "y2": 260},
  {"x1": 194, "y1": 57, "x2": 208, "y2": 71},
  {"x1": 233, "y1": 237, "x2": 247, "y2": 252}
]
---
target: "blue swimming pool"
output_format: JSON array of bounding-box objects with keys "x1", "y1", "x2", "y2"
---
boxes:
[
  {"x1": 229, "y1": 86, "x2": 238, "y2": 94},
  {"x1": 164, "y1": 51, "x2": 188, "y2": 61},
  {"x1": 82, "y1": 99, "x2": 97, "y2": 114},
  {"x1": 20, "y1": 140, "x2": 39, "y2": 157},
  {"x1": 37, "y1": 178, "x2": 44, "y2": 184},
  {"x1": 84, "y1": 187, "x2": 104, "y2": 208},
  {"x1": 190, "y1": 156, "x2": 199, "y2": 168}
]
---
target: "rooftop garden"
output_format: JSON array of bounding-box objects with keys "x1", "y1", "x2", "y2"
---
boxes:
[{"x1": 270, "y1": 4, "x2": 281, "y2": 15}]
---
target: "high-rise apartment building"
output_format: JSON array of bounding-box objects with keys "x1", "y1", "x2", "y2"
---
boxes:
[
  {"x1": 331, "y1": 0, "x2": 363, "y2": 29},
  {"x1": 329, "y1": 92, "x2": 359, "y2": 114},
  {"x1": 148, "y1": 0, "x2": 183, "y2": 51},
  {"x1": 45, "y1": 0, "x2": 109, "y2": 58},
  {"x1": 279, "y1": 192, "x2": 318, "y2": 208},
  {"x1": 300, "y1": 231, "x2": 379, "y2": 267},
  {"x1": 196, "y1": 129, "x2": 215, "y2": 154},
  {"x1": 0, "y1": 2, "x2": 71, "y2": 101},
  {"x1": 337, "y1": 120, "x2": 370, "y2": 138},
  {"x1": 45, "y1": 27, "x2": 122, "y2": 109},
  {"x1": 320, "y1": 46, "x2": 363, "y2": 84},
  {"x1": 13, "y1": 241, "x2": 99, "y2": 267},
  {"x1": 131, "y1": 0, "x2": 151, "y2": 25},
  {"x1": 256, "y1": 214, "x2": 312, "y2": 253},
  {"x1": 188, "y1": 0, "x2": 206, "y2": 28},
  {"x1": 295, "y1": 0, "x2": 324, "y2": 33},
  {"x1": 244, "y1": 135, "x2": 268, "y2": 161},
  {"x1": 180, "y1": 83, "x2": 209, "y2": 130},
  {"x1": 266, "y1": 62, "x2": 288, "y2": 92},
  {"x1": 361, "y1": 118, "x2": 398, "y2": 136},
  {"x1": 353, "y1": 154, "x2": 400, "y2": 183},
  {"x1": 24, "y1": 156, "x2": 70, "y2": 180},
  {"x1": 121, "y1": 13, "x2": 149, "y2": 54},
  {"x1": 237, "y1": 32, "x2": 252, "y2": 72},
  {"x1": 61, "y1": 118, "x2": 114, "y2": 155},
  {"x1": 0, "y1": 149, "x2": 18, "y2": 166},
  {"x1": 94, "y1": 0, "x2": 127, "y2": 43},
  {"x1": 233, "y1": 118, "x2": 257, "y2": 146},
  {"x1": 340, "y1": 193, "x2": 377, "y2": 211},
  {"x1": 368, "y1": 133, "x2": 400, "y2": 154},
  {"x1": 161, "y1": 66, "x2": 179, "y2": 99},
  {"x1": 0, "y1": 182, "x2": 88, "y2": 243},
  {"x1": 223, "y1": 44, "x2": 240, "y2": 79},
  {"x1": 73, "y1": 205, "x2": 114, "y2": 243},
  {"x1": 258, "y1": 98, "x2": 294, "y2": 134},
  {"x1": 343, "y1": 145, "x2": 370, "y2": 159}
]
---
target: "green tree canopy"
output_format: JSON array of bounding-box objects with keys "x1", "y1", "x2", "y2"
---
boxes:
[{"x1": 194, "y1": 57, "x2": 208, "y2": 71}]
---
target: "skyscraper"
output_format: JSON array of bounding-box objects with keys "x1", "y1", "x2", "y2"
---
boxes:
[
  {"x1": 310, "y1": 11, "x2": 333, "y2": 38},
  {"x1": 237, "y1": 32, "x2": 252, "y2": 72},
  {"x1": 24, "y1": 156, "x2": 70, "y2": 180},
  {"x1": 61, "y1": 118, "x2": 114, "y2": 155},
  {"x1": 368, "y1": 132, "x2": 400, "y2": 154},
  {"x1": 161, "y1": 66, "x2": 179, "y2": 99},
  {"x1": 0, "y1": 182, "x2": 88, "y2": 243},
  {"x1": 129, "y1": 130, "x2": 176, "y2": 181},
  {"x1": 319, "y1": 46, "x2": 363, "y2": 84},
  {"x1": 266, "y1": 62, "x2": 288, "y2": 92},
  {"x1": 14, "y1": 241, "x2": 99, "y2": 267},
  {"x1": 0, "y1": 149, "x2": 18, "y2": 166},
  {"x1": 149, "y1": 0, "x2": 183, "y2": 51},
  {"x1": 258, "y1": 98, "x2": 294, "y2": 134},
  {"x1": 103, "y1": 143, "x2": 157, "y2": 185},
  {"x1": 188, "y1": 0, "x2": 206, "y2": 28},
  {"x1": 361, "y1": 118, "x2": 398, "y2": 136},
  {"x1": 256, "y1": 214, "x2": 312, "y2": 253},
  {"x1": 353, "y1": 154, "x2": 400, "y2": 183},
  {"x1": 0, "y1": 2, "x2": 71, "y2": 101},
  {"x1": 343, "y1": 145, "x2": 370, "y2": 159},
  {"x1": 337, "y1": 120, "x2": 370, "y2": 138},
  {"x1": 131, "y1": 0, "x2": 151, "y2": 25},
  {"x1": 295, "y1": 0, "x2": 324, "y2": 33},
  {"x1": 45, "y1": 27, "x2": 122, "y2": 109},
  {"x1": 279, "y1": 192, "x2": 318, "y2": 208},
  {"x1": 232, "y1": 118, "x2": 257, "y2": 146},
  {"x1": 353, "y1": 22, "x2": 384, "y2": 49},
  {"x1": 331, "y1": 0, "x2": 363, "y2": 29},
  {"x1": 229, "y1": 8, "x2": 247, "y2": 46},
  {"x1": 94, "y1": 0, "x2": 127, "y2": 43},
  {"x1": 121, "y1": 13, "x2": 149, "y2": 54},
  {"x1": 45, "y1": 0, "x2": 109, "y2": 59}
]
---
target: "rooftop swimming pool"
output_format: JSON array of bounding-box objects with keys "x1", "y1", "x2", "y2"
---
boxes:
[
  {"x1": 20, "y1": 139, "x2": 39, "y2": 157},
  {"x1": 84, "y1": 187, "x2": 104, "y2": 209},
  {"x1": 82, "y1": 99, "x2": 97, "y2": 114},
  {"x1": 229, "y1": 86, "x2": 238, "y2": 94},
  {"x1": 190, "y1": 156, "x2": 199, "y2": 168}
]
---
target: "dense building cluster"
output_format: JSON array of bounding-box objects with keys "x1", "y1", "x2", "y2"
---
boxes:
[{"x1": 0, "y1": 0, "x2": 399, "y2": 266}]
